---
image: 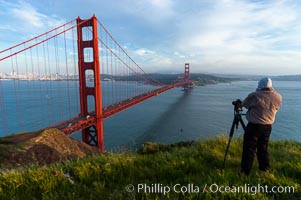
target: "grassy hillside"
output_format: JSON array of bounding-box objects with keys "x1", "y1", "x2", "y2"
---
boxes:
[{"x1": 0, "y1": 136, "x2": 300, "y2": 199}]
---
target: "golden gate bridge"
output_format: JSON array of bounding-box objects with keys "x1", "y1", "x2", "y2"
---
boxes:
[{"x1": 0, "y1": 15, "x2": 193, "y2": 151}]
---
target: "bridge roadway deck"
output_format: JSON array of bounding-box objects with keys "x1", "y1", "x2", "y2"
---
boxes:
[{"x1": 50, "y1": 81, "x2": 192, "y2": 136}]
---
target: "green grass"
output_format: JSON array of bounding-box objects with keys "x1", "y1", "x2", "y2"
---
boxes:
[{"x1": 0, "y1": 136, "x2": 300, "y2": 199}]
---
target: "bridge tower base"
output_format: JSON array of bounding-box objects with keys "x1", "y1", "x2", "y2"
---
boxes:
[{"x1": 77, "y1": 16, "x2": 104, "y2": 151}]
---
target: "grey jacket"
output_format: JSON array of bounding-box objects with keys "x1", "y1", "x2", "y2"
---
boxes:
[{"x1": 242, "y1": 88, "x2": 282, "y2": 125}]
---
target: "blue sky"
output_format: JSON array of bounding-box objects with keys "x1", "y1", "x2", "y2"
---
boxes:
[{"x1": 1, "y1": 0, "x2": 301, "y2": 75}]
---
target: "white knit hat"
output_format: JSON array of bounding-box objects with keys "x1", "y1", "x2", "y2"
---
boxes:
[{"x1": 258, "y1": 77, "x2": 273, "y2": 90}]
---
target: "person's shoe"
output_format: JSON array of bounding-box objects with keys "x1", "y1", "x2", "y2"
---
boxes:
[{"x1": 258, "y1": 169, "x2": 269, "y2": 175}]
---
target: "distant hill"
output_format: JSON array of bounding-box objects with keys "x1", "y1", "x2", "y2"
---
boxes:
[
  {"x1": 102, "y1": 73, "x2": 301, "y2": 85},
  {"x1": 271, "y1": 75, "x2": 301, "y2": 81},
  {"x1": 149, "y1": 73, "x2": 233, "y2": 85},
  {"x1": 190, "y1": 73, "x2": 234, "y2": 86},
  {"x1": 212, "y1": 74, "x2": 301, "y2": 82},
  {"x1": 101, "y1": 73, "x2": 233, "y2": 86}
]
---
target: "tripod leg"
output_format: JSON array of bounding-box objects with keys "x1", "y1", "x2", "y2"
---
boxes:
[
  {"x1": 238, "y1": 115, "x2": 246, "y2": 131},
  {"x1": 222, "y1": 116, "x2": 239, "y2": 169},
  {"x1": 229, "y1": 115, "x2": 239, "y2": 137}
]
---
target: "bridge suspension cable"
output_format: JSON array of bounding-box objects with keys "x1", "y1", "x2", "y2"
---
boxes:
[
  {"x1": 95, "y1": 18, "x2": 167, "y2": 108},
  {"x1": 0, "y1": 15, "x2": 191, "y2": 150},
  {"x1": 0, "y1": 18, "x2": 82, "y2": 135}
]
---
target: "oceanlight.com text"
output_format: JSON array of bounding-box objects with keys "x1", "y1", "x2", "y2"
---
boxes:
[{"x1": 209, "y1": 183, "x2": 295, "y2": 195}]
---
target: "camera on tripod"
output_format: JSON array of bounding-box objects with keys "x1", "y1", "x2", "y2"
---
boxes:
[{"x1": 232, "y1": 99, "x2": 242, "y2": 112}]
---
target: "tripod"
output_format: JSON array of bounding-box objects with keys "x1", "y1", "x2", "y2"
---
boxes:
[{"x1": 222, "y1": 105, "x2": 246, "y2": 170}]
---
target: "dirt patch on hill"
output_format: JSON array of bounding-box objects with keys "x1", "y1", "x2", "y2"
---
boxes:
[{"x1": 0, "y1": 128, "x2": 100, "y2": 169}]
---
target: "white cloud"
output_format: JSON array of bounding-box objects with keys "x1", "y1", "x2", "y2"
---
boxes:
[
  {"x1": 130, "y1": 47, "x2": 173, "y2": 72},
  {"x1": 171, "y1": 0, "x2": 301, "y2": 74},
  {"x1": 149, "y1": 0, "x2": 172, "y2": 10},
  {"x1": 123, "y1": 0, "x2": 175, "y2": 24},
  {"x1": 134, "y1": 48, "x2": 155, "y2": 56},
  {"x1": 1, "y1": 0, "x2": 301, "y2": 75},
  {"x1": 11, "y1": 1, "x2": 44, "y2": 27},
  {"x1": 174, "y1": 51, "x2": 186, "y2": 58},
  {"x1": 0, "y1": 1, "x2": 65, "y2": 36}
]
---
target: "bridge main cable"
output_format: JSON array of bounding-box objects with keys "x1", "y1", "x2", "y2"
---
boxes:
[{"x1": 0, "y1": 18, "x2": 91, "y2": 61}]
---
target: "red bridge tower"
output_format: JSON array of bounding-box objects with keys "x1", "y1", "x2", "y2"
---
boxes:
[
  {"x1": 77, "y1": 16, "x2": 104, "y2": 151},
  {"x1": 183, "y1": 63, "x2": 192, "y2": 91}
]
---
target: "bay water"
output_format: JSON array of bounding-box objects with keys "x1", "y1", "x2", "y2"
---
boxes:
[
  {"x1": 104, "y1": 80, "x2": 301, "y2": 150},
  {"x1": 1, "y1": 80, "x2": 300, "y2": 150}
]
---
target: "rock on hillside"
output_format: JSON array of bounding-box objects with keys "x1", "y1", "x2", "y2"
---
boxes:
[{"x1": 0, "y1": 128, "x2": 99, "y2": 168}]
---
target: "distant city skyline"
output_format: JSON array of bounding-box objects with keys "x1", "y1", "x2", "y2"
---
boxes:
[{"x1": 1, "y1": 0, "x2": 301, "y2": 75}]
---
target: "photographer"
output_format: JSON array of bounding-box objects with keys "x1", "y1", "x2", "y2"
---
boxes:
[{"x1": 240, "y1": 77, "x2": 282, "y2": 175}]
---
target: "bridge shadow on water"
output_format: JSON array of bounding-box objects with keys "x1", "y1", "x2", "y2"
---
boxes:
[{"x1": 118, "y1": 90, "x2": 193, "y2": 151}]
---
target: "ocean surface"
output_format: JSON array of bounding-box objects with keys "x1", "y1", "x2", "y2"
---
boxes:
[{"x1": 1, "y1": 80, "x2": 300, "y2": 150}]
